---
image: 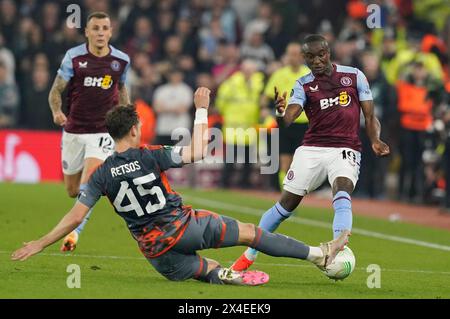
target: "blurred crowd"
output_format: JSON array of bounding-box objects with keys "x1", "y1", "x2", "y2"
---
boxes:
[{"x1": 1, "y1": 0, "x2": 450, "y2": 210}]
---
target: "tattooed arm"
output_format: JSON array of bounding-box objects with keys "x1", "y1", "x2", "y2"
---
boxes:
[{"x1": 48, "y1": 75, "x2": 69, "y2": 126}]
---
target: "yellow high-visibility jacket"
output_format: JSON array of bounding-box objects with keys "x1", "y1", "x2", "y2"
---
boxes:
[
  {"x1": 381, "y1": 49, "x2": 443, "y2": 85},
  {"x1": 216, "y1": 71, "x2": 265, "y2": 145}
]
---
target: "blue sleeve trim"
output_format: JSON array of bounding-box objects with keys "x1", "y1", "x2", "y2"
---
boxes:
[{"x1": 356, "y1": 69, "x2": 373, "y2": 101}]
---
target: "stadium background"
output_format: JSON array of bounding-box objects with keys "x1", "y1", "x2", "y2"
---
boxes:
[{"x1": 1, "y1": 0, "x2": 450, "y2": 209}]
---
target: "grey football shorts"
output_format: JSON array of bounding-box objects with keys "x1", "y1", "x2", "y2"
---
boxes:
[{"x1": 148, "y1": 209, "x2": 239, "y2": 281}]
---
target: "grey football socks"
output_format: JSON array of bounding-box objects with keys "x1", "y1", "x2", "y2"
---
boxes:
[{"x1": 250, "y1": 227, "x2": 310, "y2": 260}]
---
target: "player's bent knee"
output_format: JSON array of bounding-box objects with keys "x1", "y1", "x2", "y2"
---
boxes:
[
  {"x1": 332, "y1": 177, "x2": 354, "y2": 195},
  {"x1": 279, "y1": 191, "x2": 302, "y2": 212},
  {"x1": 66, "y1": 186, "x2": 80, "y2": 198},
  {"x1": 205, "y1": 258, "x2": 221, "y2": 272},
  {"x1": 237, "y1": 222, "x2": 256, "y2": 245}
]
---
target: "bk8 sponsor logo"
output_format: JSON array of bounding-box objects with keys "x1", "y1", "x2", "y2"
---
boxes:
[
  {"x1": 319, "y1": 91, "x2": 351, "y2": 110},
  {"x1": 83, "y1": 75, "x2": 113, "y2": 89}
]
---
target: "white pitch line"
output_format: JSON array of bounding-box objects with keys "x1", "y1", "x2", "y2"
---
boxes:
[
  {"x1": 0, "y1": 250, "x2": 142, "y2": 261},
  {"x1": 2, "y1": 251, "x2": 449, "y2": 276},
  {"x1": 250, "y1": 261, "x2": 450, "y2": 276},
  {"x1": 182, "y1": 195, "x2": 450, "y2": 252}
]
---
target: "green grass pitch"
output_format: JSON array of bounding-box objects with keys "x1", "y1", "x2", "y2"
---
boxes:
[{"x1": 1, "y1": 182, "x2": 449, "y2": 299}]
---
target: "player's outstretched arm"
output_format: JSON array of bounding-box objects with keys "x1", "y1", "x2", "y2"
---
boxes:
[
  {"x1": 274, "y1": 86, "x2": 303, "y2": 128},
  {"x1": 361, "y1": 100, "x2": 390, "y2": 157},
  {"x1": 11, "y1": 202, "x2": 91, "y2": 261},
  {"x1": 48, "y1": 75, "x2": 69, "y2": 127},
  {"x1": 118, "y1": 83, "x2": 131, "y2": 105},
  {"x1": 181, "y1": 87, "x2": 211, "y2": 163}
]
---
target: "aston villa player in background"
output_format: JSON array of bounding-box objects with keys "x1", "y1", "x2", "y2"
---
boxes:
[
  {"x1": 232, "y1": 34, "x2": 390, "y2": 271},
  {"x1": 48, "y1": 11, "x2": 131, "y2": 251}
]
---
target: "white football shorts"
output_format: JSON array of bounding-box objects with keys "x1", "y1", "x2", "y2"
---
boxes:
[
  {"x1": 61, "y1": 131, "x2": 115, "y2": 175},
  {"x1": 283, "y1": 146, "x2": 361, "y2": 196}
]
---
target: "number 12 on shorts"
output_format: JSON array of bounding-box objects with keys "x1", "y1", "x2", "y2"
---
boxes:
[{"x1": 99, "y1": 136, "x2": 113, "y2": 149}]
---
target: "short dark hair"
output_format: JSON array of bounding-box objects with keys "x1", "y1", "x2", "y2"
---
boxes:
[
  {"x1": 105, "y1": 105, "x2": 139, "y2": 140},
  {"x1": 302, "y1": 34, "x2": 329, "y2": 51},
  {"x1": 303, "y1": 34, "x2": 327, "y2": 44},
  {"x1": 87, "y1": 11, "x2": 110, "y2": 24}
]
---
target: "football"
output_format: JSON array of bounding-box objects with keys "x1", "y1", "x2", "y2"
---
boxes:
[{"x1": 322, "y1": 246, "x2": 356, "y2": 280}]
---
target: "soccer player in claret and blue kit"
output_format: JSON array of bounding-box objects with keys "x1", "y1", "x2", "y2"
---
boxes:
[
  {"x1": 12, "y1": 88, "x2": 350, "y2": 286},
  {"x1": 232, "y1": 34, "x2": 390, "y2": 271},
  {"x1": 48, "y1": 12, "x2": 131, "y2": 251}
]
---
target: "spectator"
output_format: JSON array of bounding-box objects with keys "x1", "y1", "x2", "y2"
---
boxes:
[
  {"x1": 131, "y1": 63, "x2": 161, "y2": 106},
  {"x1": 0, "y1": 33, "x2": 15, "y2": 84},
  {"x1": 57, "y1": 21, "x2": 85, "y2": 50},
  {"x1": 356, "y1": 51, "x2": 396, "y2": 199},
  {"x1": 202, "y1": 0, "x2": 240, "y2": 44},
  {"x1": 32, "y1": 52, "x2": 50, "y2": 72},
  {"x1": 19, "y1": 0, "x2": 39, "y2": 18},
  {"x1": 84, "y1": 0, "x2": 110, "y2": 13},
  {"x1": 22, "y1": 66, "x2": 54, "y2": 130},
  {"x1": 121, "y1": 0, "x2": 156, "y2": 42},
  {"x1": 178, "y1": 0, "x2": 206, "y2": 30},
  {"x1": 265, "y1": 12, "x2": 290, "y2": 59},
  {"x1": 117, "y1": 0, "x2": 134, "y2": 25},
  {"x1": 128, "y1": 50, "x2": 158, "y2": 96},
  {"x1": 153, "y1": 68, "x2": 193, "y2": 145},
  {"x1": 174, "y1": 17, "x2": 199, "y2": 58},
  {"x1": 135, "y1": 97, "x2": 157, "y2": 145},
  {"x1": 196, "y1": 72, "x2": 216, "y2": 100},
  {"x1": 270, "y1": 0, "x2": 301, "y2": 38},
  {"x1": 0, "y1": 0, "x2": 18, "y2": 47},
  {"x1": 155, "y1": 0, "x2": 178, "y2": 12},
  {"x1": 125, "y1": 16, "x2": 160, "y2": 60},
  {"x1": 240, "y1": 27, "x2": 275, "y2": 71},
  {"x1": 211, "y1": 42, "x2": 240, "y2": 86},
  {"x1": 443, "y1": 107, "x2": 450, "y2": 212},
  {"x1": 230, "y1": 0, "x2": 259, "y2": 26},
  {"x1": 178, "y1": 55, "x2": 197, "y2": 89},
  {"x1": 396, "y1": 61, "x2": 446, "y2": 202},
  {"x1": 216, "y1": 59, "x2": 264, "y2": 188},
  {"x1": 109, "y1": 15, "x2": 123, "y2": 47},
  {"x1": 333, "y1": 34, "x2": 364, "y2": 66},
  {"x1": 338, "y1": 17, "x2": 366, "y2": 43},
  {"x1": 244, "y1": 1, "x2": 272, "y2": 42},
  {"x1": 12, "y1": 17, "x2": 34, "y2": 58},
  {"x1": 40, "y1": 1, "x2": 60, "y2": 44},
  {"x1": 198, "y1": 18, "x2": 227, "y2": 63},
  {"x1": 0, "y1": 60, "x2": 19, "y2": 128},
  {"x1": 18, "y1": 25, "x2": 47, "y2": 78},
  {"x1": 155, "y1": 9, "x2": 175, "y2": 46},
  {"x1": 381, "y1": 32, "x2": 444, "y2": 85},
  {"x1": 155, "y1": 35, "x2": 184, "y2": 78},
  {"x1": 51, "y1": 23, "x2": 84, "y2": 72}
]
